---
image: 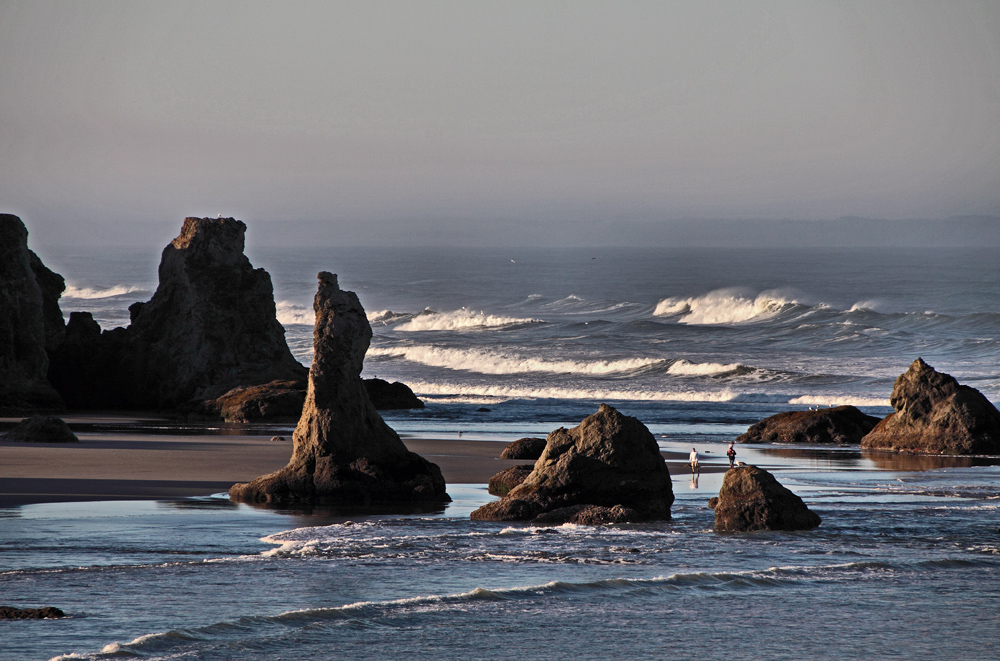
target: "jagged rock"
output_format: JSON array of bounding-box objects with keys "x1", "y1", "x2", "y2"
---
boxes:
[
  {"x1": 3, "y1": 416, "x2": 78, "y2": 443},
  {"x1": 229, "y1": 272, "x2": 449, "y2": 506},
  {"x1": 48, "y1": 218, "x2": 307, "y2": 412},
  {"x1": 499, "y1": 437, "x2": 547, "y2": 460},
  {"x1": 862, "y1": 358, "x2": 1000, "y2": 455},
  {"x1": 0, "y1": 606, "x2": 66, "y2": 620},
  {"x1": 488, "y1": 464, "x2": 534, "y2": 496},
  {"x1": 0, "y1": 214, "x2": 65, "y2": 413},
  {"x1": 470, "y1": 404, "x2": 674, "y2": 523},
  {"x1": 363, "y1": 378, "x2": 424, "y2": 410},
  {"x1": 737, "y1": 405, "x2": 880, "y2": 445},
  {"x1": 709, "y1": 465, "x2": 820, "y2": 531},
  {"x1": 202, "y1": 380, "x2": 306, "y2": 422}
]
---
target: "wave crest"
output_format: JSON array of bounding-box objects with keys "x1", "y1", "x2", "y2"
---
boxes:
[
  {"x1": 276, "y1": 300, "x2": 313, "y2": 325},
  {"x1": 394, "y1": 308, "x2": 543, "y2": 331},
  {"x1": 367, "y1": 345, "x2": 660, "y2": 375},
  {"x1": 654, "y1": 289, "x2": 797, "y2": 324},
  {"x1": 63, "y1": 284, "x2": 149, "y2": 299}
]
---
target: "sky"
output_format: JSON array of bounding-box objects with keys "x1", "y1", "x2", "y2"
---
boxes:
[{"x1": 1, "y1": 0, "x2": 999, "y2": 247}]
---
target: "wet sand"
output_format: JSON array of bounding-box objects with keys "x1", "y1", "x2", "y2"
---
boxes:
[{"x1": 0, "y1": 416, "x2": 722, "y2": 507}]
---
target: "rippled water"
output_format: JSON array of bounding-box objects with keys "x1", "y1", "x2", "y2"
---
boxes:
[{"x1": 5, "y1": 245, "x2": 997, "y2": 659}]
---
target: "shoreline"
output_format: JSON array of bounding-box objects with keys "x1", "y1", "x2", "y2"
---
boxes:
[{"x1": 0, "y1": 416, "x2": 724, "y2": 508}]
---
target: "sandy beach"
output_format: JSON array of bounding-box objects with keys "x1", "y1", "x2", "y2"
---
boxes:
[{"x1": 0, "y1": 415, "x2": 716, "y2": 507}]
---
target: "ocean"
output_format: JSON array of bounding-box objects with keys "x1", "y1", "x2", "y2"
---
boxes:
[{"x1": 3, "y1": 245, "x2": 999, "y2": 659}]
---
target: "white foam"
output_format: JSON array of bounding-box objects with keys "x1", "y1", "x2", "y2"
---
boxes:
[
  {"x1": 63, "y1": 283, "x2": 148, "y2": 299},
  {"x1": 394, "y1": 308, "x2": 542, "y2": 331},
  {"x1": 654, "y1": 289, "x2": 796, "y2": 324},
  {"x1": 367, "y1": 345, "x2": 660, "y2": 375},
  {"x1": 667, "y1": 359, "x2": 746, "y2": 376},
  {"x1": 788, "y1": 395, "x2": 890, "y2": 407},
  {"x1": 275, "y1": 300, "x2": 313, "y2": 325},
  {"x1": 405, "y1": 380, "x2": 742, "y2": 403}
]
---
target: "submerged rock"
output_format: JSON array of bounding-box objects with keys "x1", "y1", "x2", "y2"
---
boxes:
[
  {"x1": 470, "y1": 404, "x2": 674, "y2": 524},
  {"x1": 862, "y1": 358, "x2": 1000, "y2": 455},
  {"x1": 0, "y1": 214, "x2": 65, "y2": 413},
  {"x1": 0, "y1": 606, "x2": 66, "y2": 620},
  {"x1": 3, "y1": 416, "x2": 78, "y2": 443},
  {"x1": 737, "y1": 405, "x2": 880, "y2": 445},
  {"x1": 363, "y1": 378, "x2": 424, "y2": 410},
  {"x1": 709, "y1": 465, "x2": 821, "y2": 532},
  {"x1": 499, "y1": 437, "x2": 547, "y2": 460},
  {"x1": 487, "y1": 464, "x2": 534, "y2": 496},
  {"x1": 230, "y1": 272, "x2": 449, "y2": 506}
]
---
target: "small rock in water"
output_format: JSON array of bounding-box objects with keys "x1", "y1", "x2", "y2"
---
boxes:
[
  {"x1": 0, "y1": 606, "x2": 66, "y2": 619},
  {"x1": 269, "y1": 436, "x2": 287, "y2": 442},
  {"x1": 476, "y1": 407, "x2": 491, "y2": 413}
]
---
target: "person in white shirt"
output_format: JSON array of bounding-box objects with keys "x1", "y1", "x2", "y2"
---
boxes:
[{"x1": 689, "y1": 448, "x2": 699, "y2": 474}]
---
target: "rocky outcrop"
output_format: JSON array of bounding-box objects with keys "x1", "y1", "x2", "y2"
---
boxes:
[
  {"x1": 499, "y1": 437, "x2": 547, "y2": 460},
  {"x1": 0, "y1": 214, "x2": 65, "y2": 413},
  {"x1": 487, "y1": 464, "x2": 534, "y2": 496},
  {"x1": 862, "y1": 358, "x2": 1000, "y2": 455},
  {"x1": 363, "y1": 378, "x2": 424, "y2": 410},
  {"x1": 229, "y1": 272, "x2": 449, "y2": 506},
  {"x1": 470, "y1": 404, "x2": 674, "y2": 523},
  {"x1": 3, "y1": 416, "x2": 78, "y2": 443},
  {"x1": 0, "y1": 606, "x2": 66, "y2": 620},
  {"x1": 737, "y1": 405, "x2": 880, "y2": 445},
  {"x1": 201, "y1": 379, "x2": 307, "y2": 422},
  {"x1": 709, "y1": 465, "x2": 821, "y2": 531},
  {"x1": 48, "y1": 218, "x2": 307, "y2": 412}
]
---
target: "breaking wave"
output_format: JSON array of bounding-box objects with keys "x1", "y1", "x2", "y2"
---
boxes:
[
  {"x1": 394, "y1": 308, "x2": 543, "y2": 331},
  {"x1": 654, "y1": 289, "x2": 797, "y2": 324},
  {"x1": 405, "y1": 380, "x2": 743, "y2": 403},
  {"x1": 667, "y1": 359, "x2": 747, "y2": 376},
  {"x1": 788, "y1": 395, "x2": 891, "y2": 407},
  {"x1": 367, "y1": 345, "x2": 661, "y2": 375},
  {"x1": 63, "y1": 284, "x2": 149, "y2": 299},
  {"x1": 275, "y1": 300, "x2": 313, "y2": 325}
]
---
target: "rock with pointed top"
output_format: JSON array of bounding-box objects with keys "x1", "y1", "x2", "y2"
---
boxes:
[
  {"x1": 0, "y1": 214, "x2": 65, "y2": 413},
  {"x1": 230, "y1": 272, "x2": 449, "y2": 506},
  {"x1": 470, "y1": 404, "x2": 674, "y2": 523},
  {"x1": 861, "y1": 358, "x2": 1000, "y2": 455},
  {"x1": 709, "y1": 465, "x2": 820, "y2": 531},
  {"x1": 737, "y1": 405, "x2": 880, "y2": 445}
]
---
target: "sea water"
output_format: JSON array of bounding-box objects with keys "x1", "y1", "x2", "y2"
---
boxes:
[{"x1": 2, "y1": 245, "x2": 999, "y2": 659}]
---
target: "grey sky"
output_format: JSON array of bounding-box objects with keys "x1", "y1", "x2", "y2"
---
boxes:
[{"x1": 1, "y1": 0, "x2": 998, "y2": 246}]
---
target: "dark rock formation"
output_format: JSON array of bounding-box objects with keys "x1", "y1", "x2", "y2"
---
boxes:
[
  {"x1": 0, "y1": 214, "x2": 65, "y2": 413},
  {"x1": 709, "y1": 465, "x2": 821, "y2": 532},
  {"x1": 532, "y1": 504, "x2": 643, "y2": 525},
  {"x1": 229, "y1": 272, "x2": 449, "y2": 506},
  {"x1": 862, "y1": 358, "x2": 1000, "y2": 455},
  {"x1": 499, "y1": 437, "x2": 547, "y2": 460},
  {"x1": 470, "y1": 404, "x2": 674, "y2": 523},
  {"x1": 363, "y1": 378, "x2": 424, "y2": 410},
  {"x1": 0, "y1": 606, "x2": 66, "y2": 620},
  {"x1": 737, "y1": 405, "x2": 880, "y2": 445},
  {"x1": 488, "y1": 464, "x2": 534, "y2": 496},
  {"x1": 202, "y1": 379, "x2": 307, "y2": 422},
  {"x1": 3, "y1": 416, "x2": 78, "y2": 443},
  {"x1": 48, "y1": 218, "x2": 307, "y2": 412}
]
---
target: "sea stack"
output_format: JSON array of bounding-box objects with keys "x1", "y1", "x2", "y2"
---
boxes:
[
  {"x1": 861, "y1": 358, "x2": 1000, "y2": 455},
  {"x1": 230, "y1": 272, "x2": 449, "y2": 506},
  {"x1": 470, "y1": 404, "x2": 674, "y2": 524},
  {"x1": 49, "y1": 217, "x2": 308, "y2": 411},
  {"x1": 709, "y1": 465, "x2": 821, "y2": 532},
  {"x1": 0, "y1": 214, "x2": 65, "y2": 413}
]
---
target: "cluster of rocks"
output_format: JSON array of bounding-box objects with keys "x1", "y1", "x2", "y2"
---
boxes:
[
  {"x1": 736, "y1": 359, "x2": 1000, "y2": 456},
  {"x1": 0, "y1": 215, "x2": 423, "y2": 420},
  {"x1": 472, "y1": 404, "x2": 675, "y2": 525}
]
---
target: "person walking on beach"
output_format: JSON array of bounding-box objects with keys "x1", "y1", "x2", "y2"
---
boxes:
[
  {"x1": 727, "y1": 441, "x2": 737, "y2": 469},
  {"x1": 689, "y1": 448, "x2": 699, "y2": 474}
]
